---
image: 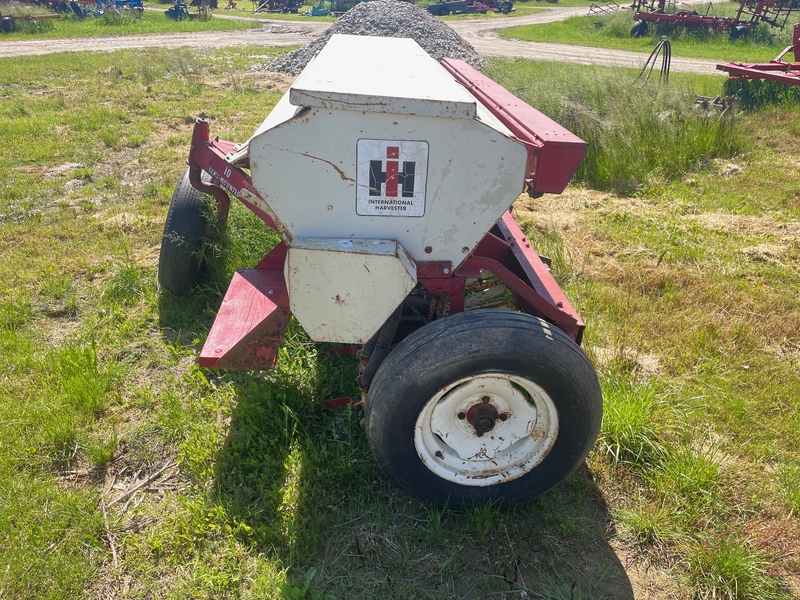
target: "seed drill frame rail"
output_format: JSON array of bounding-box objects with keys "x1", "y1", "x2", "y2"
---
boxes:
[{"x1": 185, "y1": 59, "x2": 587, "y2": 374}]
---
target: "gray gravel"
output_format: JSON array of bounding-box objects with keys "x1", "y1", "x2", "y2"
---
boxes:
[{"x1": 259, "y1": 0, "x2": 484, "y2": 75}]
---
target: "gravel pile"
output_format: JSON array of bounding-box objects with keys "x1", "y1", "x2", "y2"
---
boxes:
[{"x1": 260, "y1": 0, "x2": 484, "y2": 75}]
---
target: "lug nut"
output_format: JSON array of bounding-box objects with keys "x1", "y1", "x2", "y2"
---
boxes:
[
  {"x1": 499, "y1": 413, "x2": 508, "y2": 421},
  {"x1": 458, "y1": 412, "x2": 466, "y2": 420},
  {"x1": 481, "y1": 395, "x2": 490, "y2": 403}
]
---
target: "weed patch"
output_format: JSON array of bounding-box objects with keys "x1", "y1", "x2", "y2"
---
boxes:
[{"x1": 485, "y1": 60, "x2": 747, "y2": 195}]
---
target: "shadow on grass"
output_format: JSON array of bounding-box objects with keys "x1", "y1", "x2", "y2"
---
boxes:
[
  {"x1": 205, "y1": 352, "x2": 634, "y2": 599},
  {"x1": 155, "y1": 251, "x2": 633, "y2": 598}
]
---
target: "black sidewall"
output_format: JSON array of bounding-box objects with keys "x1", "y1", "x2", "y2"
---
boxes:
[
  {"x1": 365, "y1": 310, "x2": 602, "y2": 507},
  {"x1": 157, "y1": 168, "x2": 210, "y2": 295}
]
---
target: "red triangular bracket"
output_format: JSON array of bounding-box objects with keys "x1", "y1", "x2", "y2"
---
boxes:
[{"x1": 200, "y1": 245, "x2": 291, "y2": 371}]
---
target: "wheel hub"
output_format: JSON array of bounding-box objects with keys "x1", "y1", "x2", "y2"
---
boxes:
[
  {"x1": 465, "y1": 397, "x2": 507, "y2": 436},
  {"x1": 414, "y1": 373, "x2": 560, "y2": 486}
]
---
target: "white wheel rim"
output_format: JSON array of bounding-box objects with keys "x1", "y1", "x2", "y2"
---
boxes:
[{"x1": 414, "y1": 373, "x2": 559, "y2": 486}]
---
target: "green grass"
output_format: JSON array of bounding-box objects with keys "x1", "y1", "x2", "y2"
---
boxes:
[
  {"x1": 501, "y1": 4, "x2": 798, "y2": 62},
  {"x1": 1, "y1": 47, "x2": 800, "y2": 599},
  {"x1": 485, "y1": 60, "x2": 746, "y2": 195},
  {"x1": 0, "y1": 6, "x2": 264, "y2": 39}
]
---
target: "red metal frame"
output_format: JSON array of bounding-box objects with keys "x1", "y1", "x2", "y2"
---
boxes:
[
  {"x1": 717, "y1": 23, "x2": 800, "y2": 85},
  {"x1": 187, "y1": 63, "x2": 588, "y2": 372},
  {"x1": 635, "y1": 11, "x2": 736, "y2": 31},
  {"x1": 633, "y1": 0, "x2": 798, "y2": 33},
  {"x1": 187, "y1": 119, "x2": 279, "y2": 231},
  {"x1": 440, "y1": 59, "x2": 587, "y2": 197}
]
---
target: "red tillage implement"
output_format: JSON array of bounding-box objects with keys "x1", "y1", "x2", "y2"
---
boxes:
[
  {"x1": 717, "y1": 23, "x2": 800, "y2": 85},
  {"x1": 160, "y1": 35, "x2": 601, "y2": 507},
  {"x1": 630, "y1": 0, "x2": 799, "y2": 38}
]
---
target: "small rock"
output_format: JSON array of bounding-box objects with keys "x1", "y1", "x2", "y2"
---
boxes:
[
  {"x1": 721, "y1": 163, "x2": 743, "y2": 177},
  {"x1": 63, "y1": 179, "x2": 84, "y2": 193}
]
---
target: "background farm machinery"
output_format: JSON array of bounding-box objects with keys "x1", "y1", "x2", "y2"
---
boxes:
[
  {"x1": 717, "y1": 22, "x2": 800, "y2": 97},
  {"x1": 69, "y1": 0, "x2": 144, "y2": 20},
  {"x1": 426, "y1": 0, "x2": 513, "y2": 15},
  {"x1": 0, "y1": 7, "x2": 59, "y2": 32},
  {"x1": 165, "y1": 0, "x2": 216, "y2": 19},
  {"x1": 0, "y1": 0, "x2": 146, "y2": 25},
  {"x1": 630, "y1": 0, "x2": 800, "y2": 38},
  {"x1": 252, "y1": 0, "x2": 303, "y2": 13}
]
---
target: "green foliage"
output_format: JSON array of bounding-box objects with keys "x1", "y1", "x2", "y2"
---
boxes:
[
  {"x1": 485, "y1": 60, "x2": 746, "y2": 194},
  {"x1": 777, "y1": 463, "x2": 800, "y2": 514},
  {"x1": 649, "y1": 445, "x2": 722, "y2": 515},
  {"x1": 725, "y1": 77, "x2": 800, "y2": 110},
  {"x1": 280, "y1": 567, "x2": 328, "y2": 600},
  {"x1": 102, "y1": 264, "x2": 155, "y2": 306},
  {"x1": 682, "y1": 534, "x2": 786, "y2": 600},
  {"x1": 598, "y1": 375, "x2": 671, "y2": 468},
  {"x1": 0, "y1": 295, "x2": 34, "y2": 331}
]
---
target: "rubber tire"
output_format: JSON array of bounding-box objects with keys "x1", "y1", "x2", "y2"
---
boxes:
[
  {"x1": 70, "y1": 1, "x2": 85, "y2": 20},
  {"x1": 1, "y1": 16, "x2": 16, "y2": 33},
  {"x1": 393, "y1": 294, "x2": 435, "y2": 345},
  {"x1": 364, "y1": 309, "x2": 603, "y2": 508},
  {"x1": 157, "y1": 168, "x2": 211, "y2": 295},
  {"x1": 730, "y1": 25, "x2": 749, "y2": 40},
  {"x1": 631, "y1": 20, "x2": 648, "y2": 37}
]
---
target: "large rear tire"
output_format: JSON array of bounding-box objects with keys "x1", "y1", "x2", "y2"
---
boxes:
[
  {"x1": 1, "y1": 16, "x2": 17, "y2": 33},
  {"x1": 364, "y1": 310, "x2": 603, "y2": 508},
  {"x1": 157, "y1": 168, "x2": 212, "y2": 295},
  {"x1": 730, "y1": 25, "x2": 749, "y2": 40},
  {"x1": 631, "y1": 20, "x2": 649, "y2": 37}
]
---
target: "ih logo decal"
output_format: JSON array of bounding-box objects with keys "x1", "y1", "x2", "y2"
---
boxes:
[
  {"x1": 369, "y1": 146, "x2": 415, "y2": 198},
  {"x1": 356, "y1": 139, "x2": 428, "y2": 217}
]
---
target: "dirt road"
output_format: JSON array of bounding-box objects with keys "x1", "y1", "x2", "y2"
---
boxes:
[
  {"x1": 449, "y1": 12, "x2": 722, "y2": 75},
  {"x1": 0, "y1": 8, "x2": 722, "y2": 75}
]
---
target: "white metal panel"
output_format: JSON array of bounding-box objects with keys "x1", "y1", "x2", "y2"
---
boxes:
[
  {"x1": 248, "y1": 107, "x2": 528, "y2": 267},
  {"x1": 289, "y1": 35, "x2": 477, "y2": 119},
  {"x1": 248, "y1": 89, "x2": 304, "y2": 141},
  {"x1": 285, "y1": 238, "x2": 417, "y2": 343}
]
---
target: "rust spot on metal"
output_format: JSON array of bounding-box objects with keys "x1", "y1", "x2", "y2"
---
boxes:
[
  {"x1": 529, "y1": 422, "x2": 547, "y2": 441},
  {"x1": 471, "y1": 447, "x2": 489, "y2": 459}
]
